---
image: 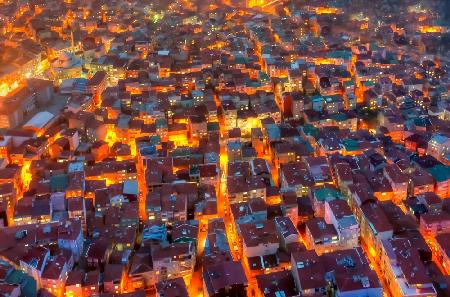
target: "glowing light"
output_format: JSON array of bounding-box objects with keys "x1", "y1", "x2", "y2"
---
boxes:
[
  {"x1": 315, "y1": 7, "x2": 340, "y2": 14},
  {"x1": 37, "y1": 60, "x2": 49, "y2": 74},
  {"x1": 21, "y1": 161, "x2": 32, "y2": 192},
  {"x1": 315, "y1": 58, "x2": 337, "y2": 65},
  {"x1": 152, "y1": 13, "x2": 163, "y2": 23},
  {"x1": 419, "y1": 26, "x2": 443, "y2": 34},
  {"x1": 105, "y1": 129, "x2": 117, "y2": 146},
  {"x1": 247, "y1": 0, "x2": 265, "y2": 8},
  {"x1": 369, "y1": 245, "x2": 376, "y2": 258},
  {"x1": 266, "y1": 196, "x2": 281, "y2": 205},
  {"x1": 0, "y1": 83, "x2": 8, "y2": 97},
  {"x1": 130, "y1": 142, "x2": 137, "y2": 157}
]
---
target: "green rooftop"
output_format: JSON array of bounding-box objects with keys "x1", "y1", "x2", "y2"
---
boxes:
[
  {"x1": 314, "y1": 188, "x2": 343, "y2": 202},
  {"x1": 413, "y1": 118, "x2": 428, "y2": 127},
  {"x1": 301, "y1": 124, "x2": 319, "y2": 138},
  {"x1": 326, "y1": 50, "x2": 352, "y2": 61},
  {"x1": 155, "y1": 118, "x2": 168, "y2": 128},
  {"x1": 189, "y1": 165, "x2": 199, "y2": 176},
  {"x1": 342, "y1": 139, "x2": 360, "y2": 151},
  {"x1": 5, "y1": 270, "x2": 37, "y2": 297},
  {"x1": 245, "y1": 79, "x2": 262, "y2": 88},
  {"x1": 331, "y1": 113, "x2": 348, "y2": 122},
  {"x1": 172, "y1": 148, "x2": 192, "y2": 157},
  {"x1": 344, "y1": 80, "x2": 355, "y2": 87},
  {"x1": 311, "y1": 95, "x2": 323, "y2": 102},
  {"x1": 149, "y1": 135, "x2": 161, "y2": 145},
  {"x1": 259, "y1": 71, "x2": 270, "y2": 83},
  {"x1": 428, "y1": 165, "x2": 450, "y2": 183},
  {"x1": 50, "y1": 174, "x2": 68, "y2": 192},
  {"x1": 233, "y1": 56, "x2": 249, "y2": 65},
  {"x1": 207, "y1": 122, "x2": 220, "y2": 132}
]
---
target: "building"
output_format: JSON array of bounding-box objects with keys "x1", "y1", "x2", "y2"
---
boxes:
[
  {"x1": 435, "y1": 233, "x2": 450, "y2": 275},
  {"x1": 239, "y1": 220, "x2": 279, "y2": 259},
  {"x1": 152, "y1": 242, "x2": 196, "y2": 282},
  {"x1": 227, "y1": 176, "x2": 266, "y2": 204},
  {"x1": 291, "y1": 248, "x2": 382, "y2": 297},
  {"x1": 324, "y1": 199, "x2": 359, "y2": 249},
  {"x1": 381, "y1": 238, "x2": 437, "y2": 297},
  {"x1": 156, "y1": 278, "x2": 189, "y2": 297},
  {"x1": 41, "y1": 255, "x2": 71, "y2": 297},
  {"x1": 427, "y1": 134, "x2": 450, "y2": 165},
  {"x1": 203, "y1": 261, "x2": 248, "y2": 297}
]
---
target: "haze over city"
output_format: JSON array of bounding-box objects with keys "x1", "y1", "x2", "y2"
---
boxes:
[{"x1": 0, "y1": 0, "x2": 449, "y2": 296}]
